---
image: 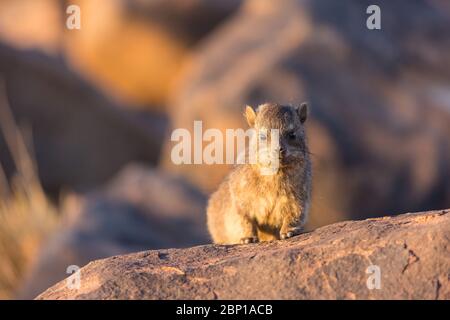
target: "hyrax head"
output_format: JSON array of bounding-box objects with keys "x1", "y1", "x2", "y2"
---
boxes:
[{"x1": 245, "y1": 103, "x2": 308, "y2": 168}]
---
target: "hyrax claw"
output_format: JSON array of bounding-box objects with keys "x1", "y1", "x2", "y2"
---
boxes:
[
  {"x1": 240, "y1": 237, "x2": 259, "y2": 244},
  {"x1": 280, "y1": 228, "x2": 302, "y2": 240}
]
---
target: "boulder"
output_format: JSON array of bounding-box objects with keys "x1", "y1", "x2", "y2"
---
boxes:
[
  {"x1": 37, "y1": 209, "x2": 449, "y2": 299},
  {"x1": 0, "y1": 0, "x2": 242, "y2": 110},
  {"x1": 62, "y1": 0, "x2": 242, "y2": 109},
  {"x1": 0, "y1": 43, "x2": 166, "y2": 194},
  {"x1": 0, "y1": 0, "x2": 62, "y2": 54}
]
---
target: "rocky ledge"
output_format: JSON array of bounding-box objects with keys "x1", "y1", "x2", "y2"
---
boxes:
[{"x1": 37, "y1": 209, "x2": 449, "y2": 299}]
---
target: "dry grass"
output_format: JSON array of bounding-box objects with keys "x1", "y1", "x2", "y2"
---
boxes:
[{"x1": 0, "y1": 81, "x2": 58, "y2": 299}]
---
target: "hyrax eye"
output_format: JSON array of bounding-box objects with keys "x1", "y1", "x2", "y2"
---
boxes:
[{"x1": 288, "y1": 132, "x2": 296, "y2": 140}]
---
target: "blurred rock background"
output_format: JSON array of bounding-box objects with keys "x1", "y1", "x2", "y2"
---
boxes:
[{"x1": 0, "y1": 0, "x2": 449, "y2": 298}]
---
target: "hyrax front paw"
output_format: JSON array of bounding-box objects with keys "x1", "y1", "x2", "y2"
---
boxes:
[
  {"x1": 280, "y1": 227, "x2": 302, "y2": 240},
  {"x1": 240, "y1": 236, "x2": 259, "y2": 244}
]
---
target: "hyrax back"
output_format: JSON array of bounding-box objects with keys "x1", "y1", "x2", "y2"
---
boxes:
[{"x1": 207, "y1": 103, "x2": 312, "y2": 244}]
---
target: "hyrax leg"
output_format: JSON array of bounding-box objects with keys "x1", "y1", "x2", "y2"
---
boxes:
[
  {"x1": 280, "y1": 216, "x2": 303, "y2": 240},
  {"x1": 239, "y1": 216, "x2": 259, "y2": 244},
  {"x1": 225, "y1": 210, "x2": 259, "y2": 244}
]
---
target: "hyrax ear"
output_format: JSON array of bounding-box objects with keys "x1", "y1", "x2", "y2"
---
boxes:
[
  {"x1": 244, "y1": 105, "x2": 257, "y2": 127},
  {"x1": 296, "y1": 102, "x2": 308, "y2": 123}
]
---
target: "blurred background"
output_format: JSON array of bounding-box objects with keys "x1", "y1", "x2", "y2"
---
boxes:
[{"x1": 0, "y1": 0, "x2": 449, "y2": 299}]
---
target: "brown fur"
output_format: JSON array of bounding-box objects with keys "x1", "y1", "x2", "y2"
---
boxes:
[{"x1": 207, "y1": 103, "x2": 312, "y2": 244}]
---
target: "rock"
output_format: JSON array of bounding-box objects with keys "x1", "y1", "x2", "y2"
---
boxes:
[
  {"x1": 161, "y1": 0, "x2": 450, "y2": 228},
  {"x1": 0, "y1": 0, "x2": 62, "y2": 54},
  {"x1": 122, "y1": 0, "x2": 242, "y2": 44},
  {"x1": 36, "y1": 209, "x2": 449, "y2": 299},
  {"x1": 62, "y1": 0, "x2": 241, "y2": 109},
  {"x1": 0, "y1": 0, "x2": 241, "y2": 110},
  {"x1": 0, "y1": 43, "x2": 166, "y2": 194},
  {"x1": 18, "y1": 165, "x2": 209, "y2": 299}
]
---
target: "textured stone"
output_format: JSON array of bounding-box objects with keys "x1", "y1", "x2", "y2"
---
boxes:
[{"x1": 37, "y1": 209, "x2": 450, "y2": 300}]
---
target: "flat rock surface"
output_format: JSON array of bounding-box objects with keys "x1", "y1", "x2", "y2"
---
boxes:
[{"x1": 37, "y1": 209, "x2": 449, "y2": 299}]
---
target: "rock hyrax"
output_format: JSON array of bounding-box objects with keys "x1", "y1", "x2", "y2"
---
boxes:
[{"x1": 207, "y1": 103, "x2": 312, "y2": 244}]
